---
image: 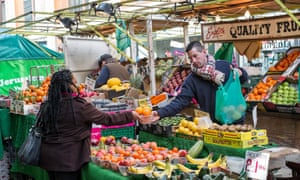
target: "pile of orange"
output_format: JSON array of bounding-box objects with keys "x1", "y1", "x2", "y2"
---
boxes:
[
  {"x1": 269, "y1": 50, "x2": 300, "y2": 72},
  {"x1": 135, "y1": 105, "x2": 152, "y2": 116},
  {"x1": 246, "y1": 76, "x2": 277, "y2": 101},
  {"x1": 22, "y1": 76, "x2": 51, "y2": 104}
]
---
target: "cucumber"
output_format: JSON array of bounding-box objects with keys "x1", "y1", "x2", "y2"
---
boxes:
[{"x1": 187, "y1": 139, "x2": 204, "y2": 158}]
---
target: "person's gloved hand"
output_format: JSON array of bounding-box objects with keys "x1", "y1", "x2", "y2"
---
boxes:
[
  {"x1": 212, "y1": 70, "x2": 225, "y2": 85},
  {"x1": 232, "y1": 68, "x2": 242, "y2": 80}
]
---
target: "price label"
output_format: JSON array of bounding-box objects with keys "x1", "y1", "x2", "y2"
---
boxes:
[{"x1": 245, "y1": 150, "x2": 270, "y2": 180}]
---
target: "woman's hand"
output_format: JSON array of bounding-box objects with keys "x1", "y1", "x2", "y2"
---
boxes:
[{"x1": 132, "y1": 110, "x2": 160, "y2": 124}]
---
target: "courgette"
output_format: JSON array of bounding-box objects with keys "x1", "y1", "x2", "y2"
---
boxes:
[{"x1": 187, "y1": 139, "x2": 204, "y2": 158}]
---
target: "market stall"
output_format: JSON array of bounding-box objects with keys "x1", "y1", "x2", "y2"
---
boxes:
[
  {"x1": 0, "y1": 35, "x2": 64, "y2": 96},
  {"x1": 1, "y1": 1, "x2": 300, "y2": 180}
]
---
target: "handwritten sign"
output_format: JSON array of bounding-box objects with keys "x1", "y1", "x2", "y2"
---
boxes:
[
  {"x1": 85, "y1": 77, "x2": 95, "y2": 91},
  {"x1": 245, "y1": 150, "x2": 270, "y2": 180},
  {"x1": 202, "y1": 13, "x2": 300, "y2": 42}
]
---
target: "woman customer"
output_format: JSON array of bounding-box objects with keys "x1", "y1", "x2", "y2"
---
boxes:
[{"x1": 38, "y1": 69, "x2": 139, "y2": 180}]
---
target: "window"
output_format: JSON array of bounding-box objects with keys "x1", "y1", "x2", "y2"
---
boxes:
[
  {"x1": 24, "y1": 0, "x2": 32, "y2": 22},
  {"x1": 0, "y1": 0, "x2": 5, "y2": 23}
]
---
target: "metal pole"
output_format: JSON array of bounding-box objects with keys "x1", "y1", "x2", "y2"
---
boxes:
[
  {"x1": 274, "y1": 0, "x2": 300, "y2": 27},
  {"x1": 183, "y1": 24, "x2": 189, "y2": 64},
  {"x1": 82, "y1": 22, "x2": 135, "y2": 63},
  {"x1": 147, "y1": 15, "x2": 156, "y2": 96},
  {"x1": 129, "y1": 22, "x2": 138, "y2": 75}
]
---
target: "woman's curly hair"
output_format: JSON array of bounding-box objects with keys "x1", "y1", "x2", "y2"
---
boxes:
[{"x1": 41, "y1": 69, "x2": 79, "y2": 133}]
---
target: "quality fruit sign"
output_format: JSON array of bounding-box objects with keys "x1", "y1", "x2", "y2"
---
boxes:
[{"x1": 202, "y1": 13, "x2": 300, "y2": 42}]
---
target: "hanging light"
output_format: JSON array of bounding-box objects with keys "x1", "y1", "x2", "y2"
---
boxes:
[
  {"x1": 95, "y1": 3, "x2": 114, "y2": 16},
  {"x1": 244, "y1": 8, "x2": 251, "y2": 18},
  {"x1": 215, "y1": 15, "x2": 221, "y2": 22}
]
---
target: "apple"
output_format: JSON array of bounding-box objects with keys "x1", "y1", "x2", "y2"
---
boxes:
[
  {"x1": 118, "y1": 159, "x2": 130, "y2": 166},
  {"x1": 141, "y1": 143, "x2": 150, "y2": 150},
  {"x1": 178, "y1": 149, "x2": 188, "y2": 157},
  {"x1": 146, "y1": 154, "x2": 156, "y2": 162},
  {"x1": 149, "y1": 141, "x2": 157, "y2": 149},
  {"x1": 120, "y1": 136, "x2": 128, "y2": 144}
]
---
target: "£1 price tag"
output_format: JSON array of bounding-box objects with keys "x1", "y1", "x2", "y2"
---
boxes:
[{"x1": 245, "y1": 150, "x2": 270, "y2": 180}]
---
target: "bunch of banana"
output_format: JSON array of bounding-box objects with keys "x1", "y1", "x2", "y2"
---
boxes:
[
  {"x1": 152, "y1": 157, "x2": 174, "y2": 179},
  {"x1": 177, "y1": 163, "x2": 200, "y2": 174},
  {"x1": 186, "y1": 152, "x2": 214, "y2": 165},
  {"x1": 152, "y1": 160, "x2": 178, "y2": 170},
  {"x1": 197, "y1": 155, "x2": 227, "y2": 170},
  {"x1": 127, "y1": 164, "x2": 153, "y2": 174}
]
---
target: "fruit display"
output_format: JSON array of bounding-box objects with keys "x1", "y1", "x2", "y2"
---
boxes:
[
  {"x1": 161, "y1": 66, "x2": 191, "y2": 96},
  {"x1": 98, "y1": 77, "x2": 130, "y2": 91},
  {"x1": 246, "y1": 75, "x2": 278, "y2": 102},
  {"x1": 176, "y1": 118, "x2": 202, "y2": 137},
  {"x1": 155, "y1": 59, "x2": 174, "y2": 79},
  {"x1": 208, "y1": 123, "x2": 254, "y2": 132},
  {"x1": 268, "y1": 48, "x2": 300, "y2": 72},
  {"x1": 90, "y1": 135, "x2": 241, "y2": 179},
  {"x1": 138, "y1": 115, "x2": 187, "y2": 137},
  {"x1": 268, "y1": 81, "x2": 298, "y2": 105},
  {"x1": 18, "y1": 75, "x2": 51, "y2": 104}
]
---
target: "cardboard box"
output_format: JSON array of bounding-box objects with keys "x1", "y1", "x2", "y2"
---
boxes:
[
  {"x1": 202, "y1": 129, "x2": 267, "y2": 140},
  {"x1": 10, "y1": 100, "x2": 40, "y2": 115},
  {"x1": 203, "y1": 135, "x2": 269, "y2": 148}
]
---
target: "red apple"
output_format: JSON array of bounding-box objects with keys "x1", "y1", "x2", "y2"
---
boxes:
[
  {"x1": 178, "y1": 150, "x2": 188, "y2": 157},
  {"x1": 119, "y1": 159, "x2": 130, "y2": 166},
  {"x1": 120, "y1": 136, "x2": 128, "y2": 144}
]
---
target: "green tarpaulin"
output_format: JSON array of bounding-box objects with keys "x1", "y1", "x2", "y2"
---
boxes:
[
  {"x1": 0, "y1": 35, "x2": 64, "y2": 95},
  {"x1": 214, "y1": 42, "x2": 234, "y2": 63}
]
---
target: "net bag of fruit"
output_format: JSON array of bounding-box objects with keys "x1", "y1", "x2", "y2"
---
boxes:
[{"x1": 215, "y1": 69, "x2": 247, "y2": 124}]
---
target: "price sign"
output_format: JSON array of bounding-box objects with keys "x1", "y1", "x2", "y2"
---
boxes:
[
  {"x1": 85, "y1": 77, "x2": 96, "y2": 91},
  {"x1": 245, "y1": 150, "x2": 270, "y2": 180}
]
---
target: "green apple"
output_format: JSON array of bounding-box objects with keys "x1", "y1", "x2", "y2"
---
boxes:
[
  {"x1": 278, "y1": 89, "x2": 284, "y2": 94},
  {"x1": 282, "y1": 81, "x2": 289, "y2": 87}
]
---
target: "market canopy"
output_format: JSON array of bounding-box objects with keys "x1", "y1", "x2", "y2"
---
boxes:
[
  {"x1": 0, "y1": 35, "x2": 63, "y2": 61},
  {"x1": 0, "y1": 0, "x2": 300, "y2": 37},
  {"x1": 0, "y1": 35, "x2": 64, "y2": 95}
]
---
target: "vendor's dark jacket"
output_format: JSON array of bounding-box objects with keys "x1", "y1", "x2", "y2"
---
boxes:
[
  {"x1": 157, "y1": 60, "x2": 248, "y2": 122},
  {"x1": 94, "y1": 63, "x2": 130, "y2": 88},
  {"x1": 39, "y1": 97, "x2": 134, "y2": 172}
]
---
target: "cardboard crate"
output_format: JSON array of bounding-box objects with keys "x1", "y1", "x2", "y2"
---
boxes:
[
  {"x1": 202, "y1": 129, "x2": 267, "y2": 140},
  {"x1": 95, "y1": 89, "x2": 126, "y2": 99},
  {"x1": 203, "y1": 135, "x2": 269, "y2": 148}
]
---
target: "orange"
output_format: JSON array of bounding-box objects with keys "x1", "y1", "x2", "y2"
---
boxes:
[
  {"x1": 142, "y1": 106, "x2": 152, "y2": 116},
  {"x1": 135, "y1": 107, "x2": 143, "y2": 115}
]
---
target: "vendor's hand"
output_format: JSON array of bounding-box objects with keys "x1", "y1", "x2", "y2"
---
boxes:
[
  {"x1": 213, "y1": 70, "x2": 225, "y2": 85},
  {"x1": 152, "y1": 111, "x2": 160, "y2": 122},
  {"x1": 230, "y1": 65, "x2": 242, "y2": 78}
]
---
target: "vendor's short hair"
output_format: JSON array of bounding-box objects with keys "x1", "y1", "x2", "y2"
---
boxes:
[{"x1": 98, "y1": 54, "x2": 112, "y2": 66}]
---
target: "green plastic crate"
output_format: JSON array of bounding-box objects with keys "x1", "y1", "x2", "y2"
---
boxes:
[
  {"x1": 204, "y1": 142, "x2": 278, "y2": 158},
  {"x1": 101, "y1": 125, "x2": 135, "y2": 139}
]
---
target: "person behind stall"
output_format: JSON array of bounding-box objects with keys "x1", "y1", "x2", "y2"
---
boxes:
[
  {"x1": 94, "y1": 55, "x2": 130, "y2": 89},
  {"x1": 87, "y1": 54, "x2": 112, "y2": 80},
  {"x1": 38, "y1": 69, "x2": 139, "y2": 180},
  {"x1": 148, "y1": 41, "x2": 248, "y2": 124}
]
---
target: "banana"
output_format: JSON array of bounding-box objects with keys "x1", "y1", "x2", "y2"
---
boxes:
[
  {"x1": 153, "y1": 160, "x2": 178, "y2": 170},
  {"x1": 128, "y1": 164, "x2": 153, "y2": 174},
  {"x1": 152, "y1": 170, "x2": 167, "y2": 179},
  {"x1": 177, "y1": 163, "x2": 199, "y2": 174},
  {"x1": 153, "y1": 160, "x2": 167, "y2": 169},
  {"x1": 186, "y1": 152, "x2": 214, "y2": 165},
  {"x1": 197, "y1": 155, "x2": 226, "y2": 170}
]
